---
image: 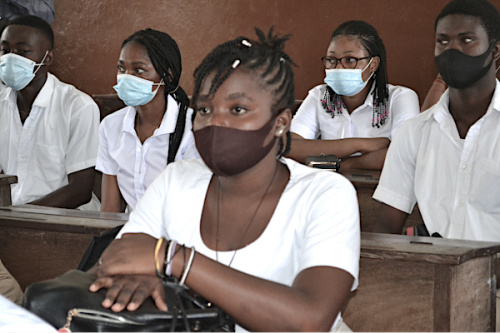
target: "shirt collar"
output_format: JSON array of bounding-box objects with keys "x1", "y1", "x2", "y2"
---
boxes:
[{"x1": 32, "y1": 73, "x2": 55, "y2": 109}]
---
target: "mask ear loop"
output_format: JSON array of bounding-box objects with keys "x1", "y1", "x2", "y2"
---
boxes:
[
  {"x1": 495, "y1": 55, "x2": 500, "y2": 73},
  {"x1": 33, "y1": 50, "x2": 49, "y2": 75}
]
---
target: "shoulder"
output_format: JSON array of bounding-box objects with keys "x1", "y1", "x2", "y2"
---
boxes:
[
  {"x1": 284, "y1": 158, "x2": 355, "y2": 194},
  {"x1": 162, "y1": 159, "x2": 211, "y2": 183},
  {"x1": 305, "y1": 84, "x2": 327, "y2": 98},
  {"x1": 48, "y1": 74, "x2": 98, "y2": 110},
  {"x1": 387, "y1": 84, "x2": 419, "y2": 100}
]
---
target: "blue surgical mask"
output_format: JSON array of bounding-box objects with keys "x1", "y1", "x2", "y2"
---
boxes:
[
  {"x1": 113, "y1": 74, "x2": 164, "y2": 106},
  {"x1": 0, "y1": 51, "x2": 48, "y2": 91},
  {"x1": 324, "y1": 58, "x2": 374, "y2": 96}
]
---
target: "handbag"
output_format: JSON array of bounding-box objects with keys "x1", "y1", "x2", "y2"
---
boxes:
[
  {"x1": 23, "y1": 270, "x2": 234, "y2": 332},
  {"x1": 305, "y1": 154, "x2": 341, "y2": 171}
]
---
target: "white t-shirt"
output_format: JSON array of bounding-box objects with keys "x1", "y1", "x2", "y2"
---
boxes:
[
  {"x1": 96, "y1": 95, "x2": 199, "y2": 211},
  {"x1": 291, "y1": 84, "x2": 420, "y2": 140},
  {"x1": 373, "y1": 80, "x2": 500, "y2": 242},
  {"x1": 119, "y1": 157, "x2": 360, "y2": 331},
  {"x1": 0, "y1": 294, "x2": 56, "y2": 332},
  {"x1": 0, "y1": 73, "x2": 100, "y2": 210}
]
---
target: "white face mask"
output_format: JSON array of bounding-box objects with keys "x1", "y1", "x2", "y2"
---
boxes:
[
  {"x1": 324, "y1": 58, "x2": 374, "y2": 96},
  {"x1": 113, "y1": 74, "x2": 164, "y2": 106},
  {"x1": 0, "y1": 51, "x2": 48, "y2": 91}
]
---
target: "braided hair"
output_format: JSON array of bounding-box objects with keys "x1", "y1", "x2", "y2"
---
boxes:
[
  {"x1": 192, "y1": 27, "x2": 296, "y2": 158},
  {"x1": 323, "y1": 20, "x2": 390, "y2": 128},
  {"x1": 122, "y1": 29, "x2": 189, "y2": 164}
]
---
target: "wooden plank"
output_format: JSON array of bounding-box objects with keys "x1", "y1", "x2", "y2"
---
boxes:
[
  {"x1": 0, "y1": 205, "x2": 128, "y2": 290},
  {"x1": 0, "y1": 175, "x2": 17, "y2": 207},
  {"x1": 343, "y1": 233, "x2": 500, "y2": 332}
]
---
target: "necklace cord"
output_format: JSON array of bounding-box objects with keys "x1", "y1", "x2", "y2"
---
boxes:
[{"x1": 215, "y1": 164, "x2": 279, "y2": 267}]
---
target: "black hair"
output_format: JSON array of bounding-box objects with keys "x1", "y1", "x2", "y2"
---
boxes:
[
  {"x1": 325, "y1": 20, "x2": 389, "y2": 128},
  {"x1": 192, "y1": 27, "x2": 296, "y2": 158},
  {"x1": 435, "y1": 0, "x2": 500, "y2": 42},
  {"x1": 6, "y1": 15, "x2": 54, "y2": 49},
  {"x1": 123, "y1": 28, "x2": 189, "y2": 164}
]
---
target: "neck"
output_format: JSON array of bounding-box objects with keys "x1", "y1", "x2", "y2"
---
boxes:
[
  {"x1": 342, "y1": 80, "x2": 372, "y2": 113},
  {"x1": 135, "y1": 93, "x2": 167, "y2": 125},
  {"x1": 448, "y1": 73, "x2": 496, "y2": 127},
  {"x1": 217, "y1": 148, "x2": 284, "y2": 199},
  {"x1": 16, "y1": 73, "x2": 48, "y2": 115}
]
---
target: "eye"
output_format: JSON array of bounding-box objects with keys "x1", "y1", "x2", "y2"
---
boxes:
[
  {"x1": 436, "y1": 38, "x2": 449, "y2": 46},
  {"x1": 230, "y1": 106, "x2": 248, "y2": 115},
  {"x1": 196, "y1": 107, "x2": 211, "y2": 115},
  {"x1": 463, "y1": 37, "x2": 474, "y2": 43},
  {"x1": 326, "y1": 57, "x2": 335, "y2": 64},
  {"x1": 135, "y1": 68, "x2": 145, "y2": 74},
  {"x1": 117, "y1": 65, "x2": 125, "y2": 73},
  {"x1": 17, "y1": 49, "x2": 31, "y2": 55},
  {"x1": 345, "y1": 57, "x2": 357, "y2": 64}
]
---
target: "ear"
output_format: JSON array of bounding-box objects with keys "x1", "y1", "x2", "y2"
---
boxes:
[
  {"x1": 274, "y1": 108, "x2": 292, "y2": 137},
  {"x1": 44, "y1": 49, "x2": 54, "y2": 66},
  {"x1": 370, "y1": 56, "x2": 380, "y2": 74},
  {"x1": 493, "y1": 41, "x2": 500, "y2": 60}
]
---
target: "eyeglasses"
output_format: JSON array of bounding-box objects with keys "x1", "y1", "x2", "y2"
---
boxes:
[{"x1": 321, "y1": 56, "x2": 372, "y2": 69}]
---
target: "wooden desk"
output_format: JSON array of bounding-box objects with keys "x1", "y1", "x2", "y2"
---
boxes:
[
  {"x1": 0, "y1": 205, "x2": 128, "y2": 290},
  {"x1": 0, "y1": 175, "x2": 17, "y2": 206},
  {"x1": 343, "y1": 232, "x2": 500, "y2": 331},
  {"x1": 340, "y1": 169, "x2": 423, "y2": 232}
]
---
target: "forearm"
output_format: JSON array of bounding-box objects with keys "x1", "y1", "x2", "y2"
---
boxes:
[
  {"x1": 28, "y1": 167, "x2": 95, "y2": 209},
  {"x1": 370, "y1": 202, "x2": 409, "y2": 234},
  {"x1": 170, "y1": 250, "x2": 351, "y2": 332},
  {"x1": 28, "y1": 182, "x2": 92, "y2": 208},
  {"x1": 288, "y1": 137, "x2": 369, "y2": 164},
  {"x1": 341, "y1": 148, "x2": 388, "y2": 171}
]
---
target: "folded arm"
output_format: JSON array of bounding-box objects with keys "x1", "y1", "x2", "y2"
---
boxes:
[{"x1": 28, "y1": 167, "x2": 95, "y2": 208}]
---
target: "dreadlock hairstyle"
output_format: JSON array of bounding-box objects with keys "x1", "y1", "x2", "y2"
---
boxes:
[
  {"x1": 191, "y1": 27, "x2": 296, "y2": 158},
  {"x1": 323, "y1": 20, "x2": 389, "y2": 128},
  {"x1": 435, "y1": 0, "x2": 500, "y2": 42},
  {"x1": 122, "y1": 28, "x2": 189, "y2": 164}
]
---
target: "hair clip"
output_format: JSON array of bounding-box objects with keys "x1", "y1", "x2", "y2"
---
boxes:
[
  {"x1": 232, "y1": 59, "x2": 241, "y2": 69},
  {"x1": 241, "y1": 40, "x2": 252, "y2": 47}
]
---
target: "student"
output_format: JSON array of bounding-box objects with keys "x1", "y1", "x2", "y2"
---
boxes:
[
  {"x1": 0, "y1": 294, "x2": 56, "y2": 332},
  {"x1": 288, "y1": 21, "x2": 419, "y2": 170},
  {"x1": 97, "y1": 29, "x2": 198, "y2": 213},
  {"x1": 372, "y1": 0, "x2": 500, "y2": 242},
  {"x1": 0, "y1": 15, "x2": 100, "y2": 210},
  {"x1": 90, "y1": 28, "x2": 360, "y2": 332}
]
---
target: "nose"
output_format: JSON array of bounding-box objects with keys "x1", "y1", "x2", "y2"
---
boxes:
[
  {"x1": 206, "y1": 110, "x2": 229, "y2": 127},
  {"x1": 334, "y1": 61, "x2": 345, "y2": 69}
]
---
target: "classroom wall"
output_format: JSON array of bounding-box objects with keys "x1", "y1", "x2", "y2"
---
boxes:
[{"x1": 49, "y1": 0, "x2": 500, "y2": 105}]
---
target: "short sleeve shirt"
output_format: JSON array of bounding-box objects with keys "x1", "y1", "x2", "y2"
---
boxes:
[
  {"x1": 373, "y1": 80, "x2": 500, "y2": 241},
  {"x1": 118, "y1": 157, "x2": 361, "y2": 330},
  {"x1": 0, "y1": 73, "x2": 100, "y2": 208},
  {"x1": 291, "y1": 84, "x2": 420, "y2": 140},
  {"x1": 96, "y1": 95, "x2": 199, "y2": 211}
]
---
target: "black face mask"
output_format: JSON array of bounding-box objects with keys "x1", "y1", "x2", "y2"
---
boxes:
[
  {"x1": 193, "y1": 118, "x2": 277, "y2": 177},
  {"x1": 435, "y1": 42, "x2": 495, "y2": 89}
]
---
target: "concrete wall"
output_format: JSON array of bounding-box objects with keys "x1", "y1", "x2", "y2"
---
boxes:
[{"x1": 49, "y1": 0, "x2": 500, "y2": 104}]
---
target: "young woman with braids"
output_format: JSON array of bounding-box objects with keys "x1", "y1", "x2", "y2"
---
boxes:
[
  {"x1": 90, "y1": 28, "x2": 360, "y2": 331},
  {"x1": 97, "y1": 29, "x2": 198, "y2": 212},
  {"x1": 289, "y1": 20, "x2": 420, "y2": 170}
]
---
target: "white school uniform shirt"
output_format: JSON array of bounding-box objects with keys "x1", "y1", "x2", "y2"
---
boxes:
[
  {"x1": 373, "y1": 80, "x2": 500, "y2": 242},
  {"x1": 118, "y1": 157, "x2": 360, "y2": 331},
  {"x1": 291, "y1": 83, "x2": 420, "y2": 140},
  {"x1": 0, "y1": 294, "x2": 56, "y2": 332},
  {"x1": 96, "y1": 95, "x2": 199, "y2": 211},
  {"x1": 0, "y1": 73, "x2": 100, "y2": 210}
]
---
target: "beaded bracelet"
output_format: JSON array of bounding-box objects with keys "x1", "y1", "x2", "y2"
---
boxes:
[
  {"x1": 179, "y1": 246, "x2": 195, "y2": 286},
  {"x1": 154, "y1": 237, "x2": 167, "y2": 279}
]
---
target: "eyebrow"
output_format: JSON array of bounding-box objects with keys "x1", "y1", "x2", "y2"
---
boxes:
[
  {"x1": 117, "y1": 59, "x2": 149, "y2": 66},
  {"x1": 225, "y1": 92, "x2": 254, "y2": 101}
]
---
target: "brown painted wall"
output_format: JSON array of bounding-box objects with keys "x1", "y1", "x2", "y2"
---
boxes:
[{"x1": 49, "y1": 0, "x2": 500, "y2": 105}]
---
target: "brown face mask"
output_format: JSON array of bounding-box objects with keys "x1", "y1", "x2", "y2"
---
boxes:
[{"x1": 193, "y1": 118, "x2": 277, "y2": 177}]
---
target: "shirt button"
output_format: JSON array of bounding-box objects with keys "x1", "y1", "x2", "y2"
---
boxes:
[
  {"x1": 462, "y1": 165, "x2": 467, "y2": 169},
  {"x1": 458, "y1": 202, "x2": 463, "y2": 207}
]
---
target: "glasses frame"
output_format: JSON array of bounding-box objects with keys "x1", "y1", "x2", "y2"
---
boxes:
[{"x1": 321, "y1": 56, "x2": 372, "y2": 69}]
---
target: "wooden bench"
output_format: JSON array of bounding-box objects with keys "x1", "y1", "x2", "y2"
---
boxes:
[
  {"x1": 0, "y1": 205, "x2": 128, "y2": 290},
  {"x1": 340, "y1": 169, "x2": 424, "y2": 232},
  {"x1": 343, "y1": 232, "x2": 500, "y2": 331},
  {"x1": 0, "y1": 175, "x2": 17, "y2": 206}
]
